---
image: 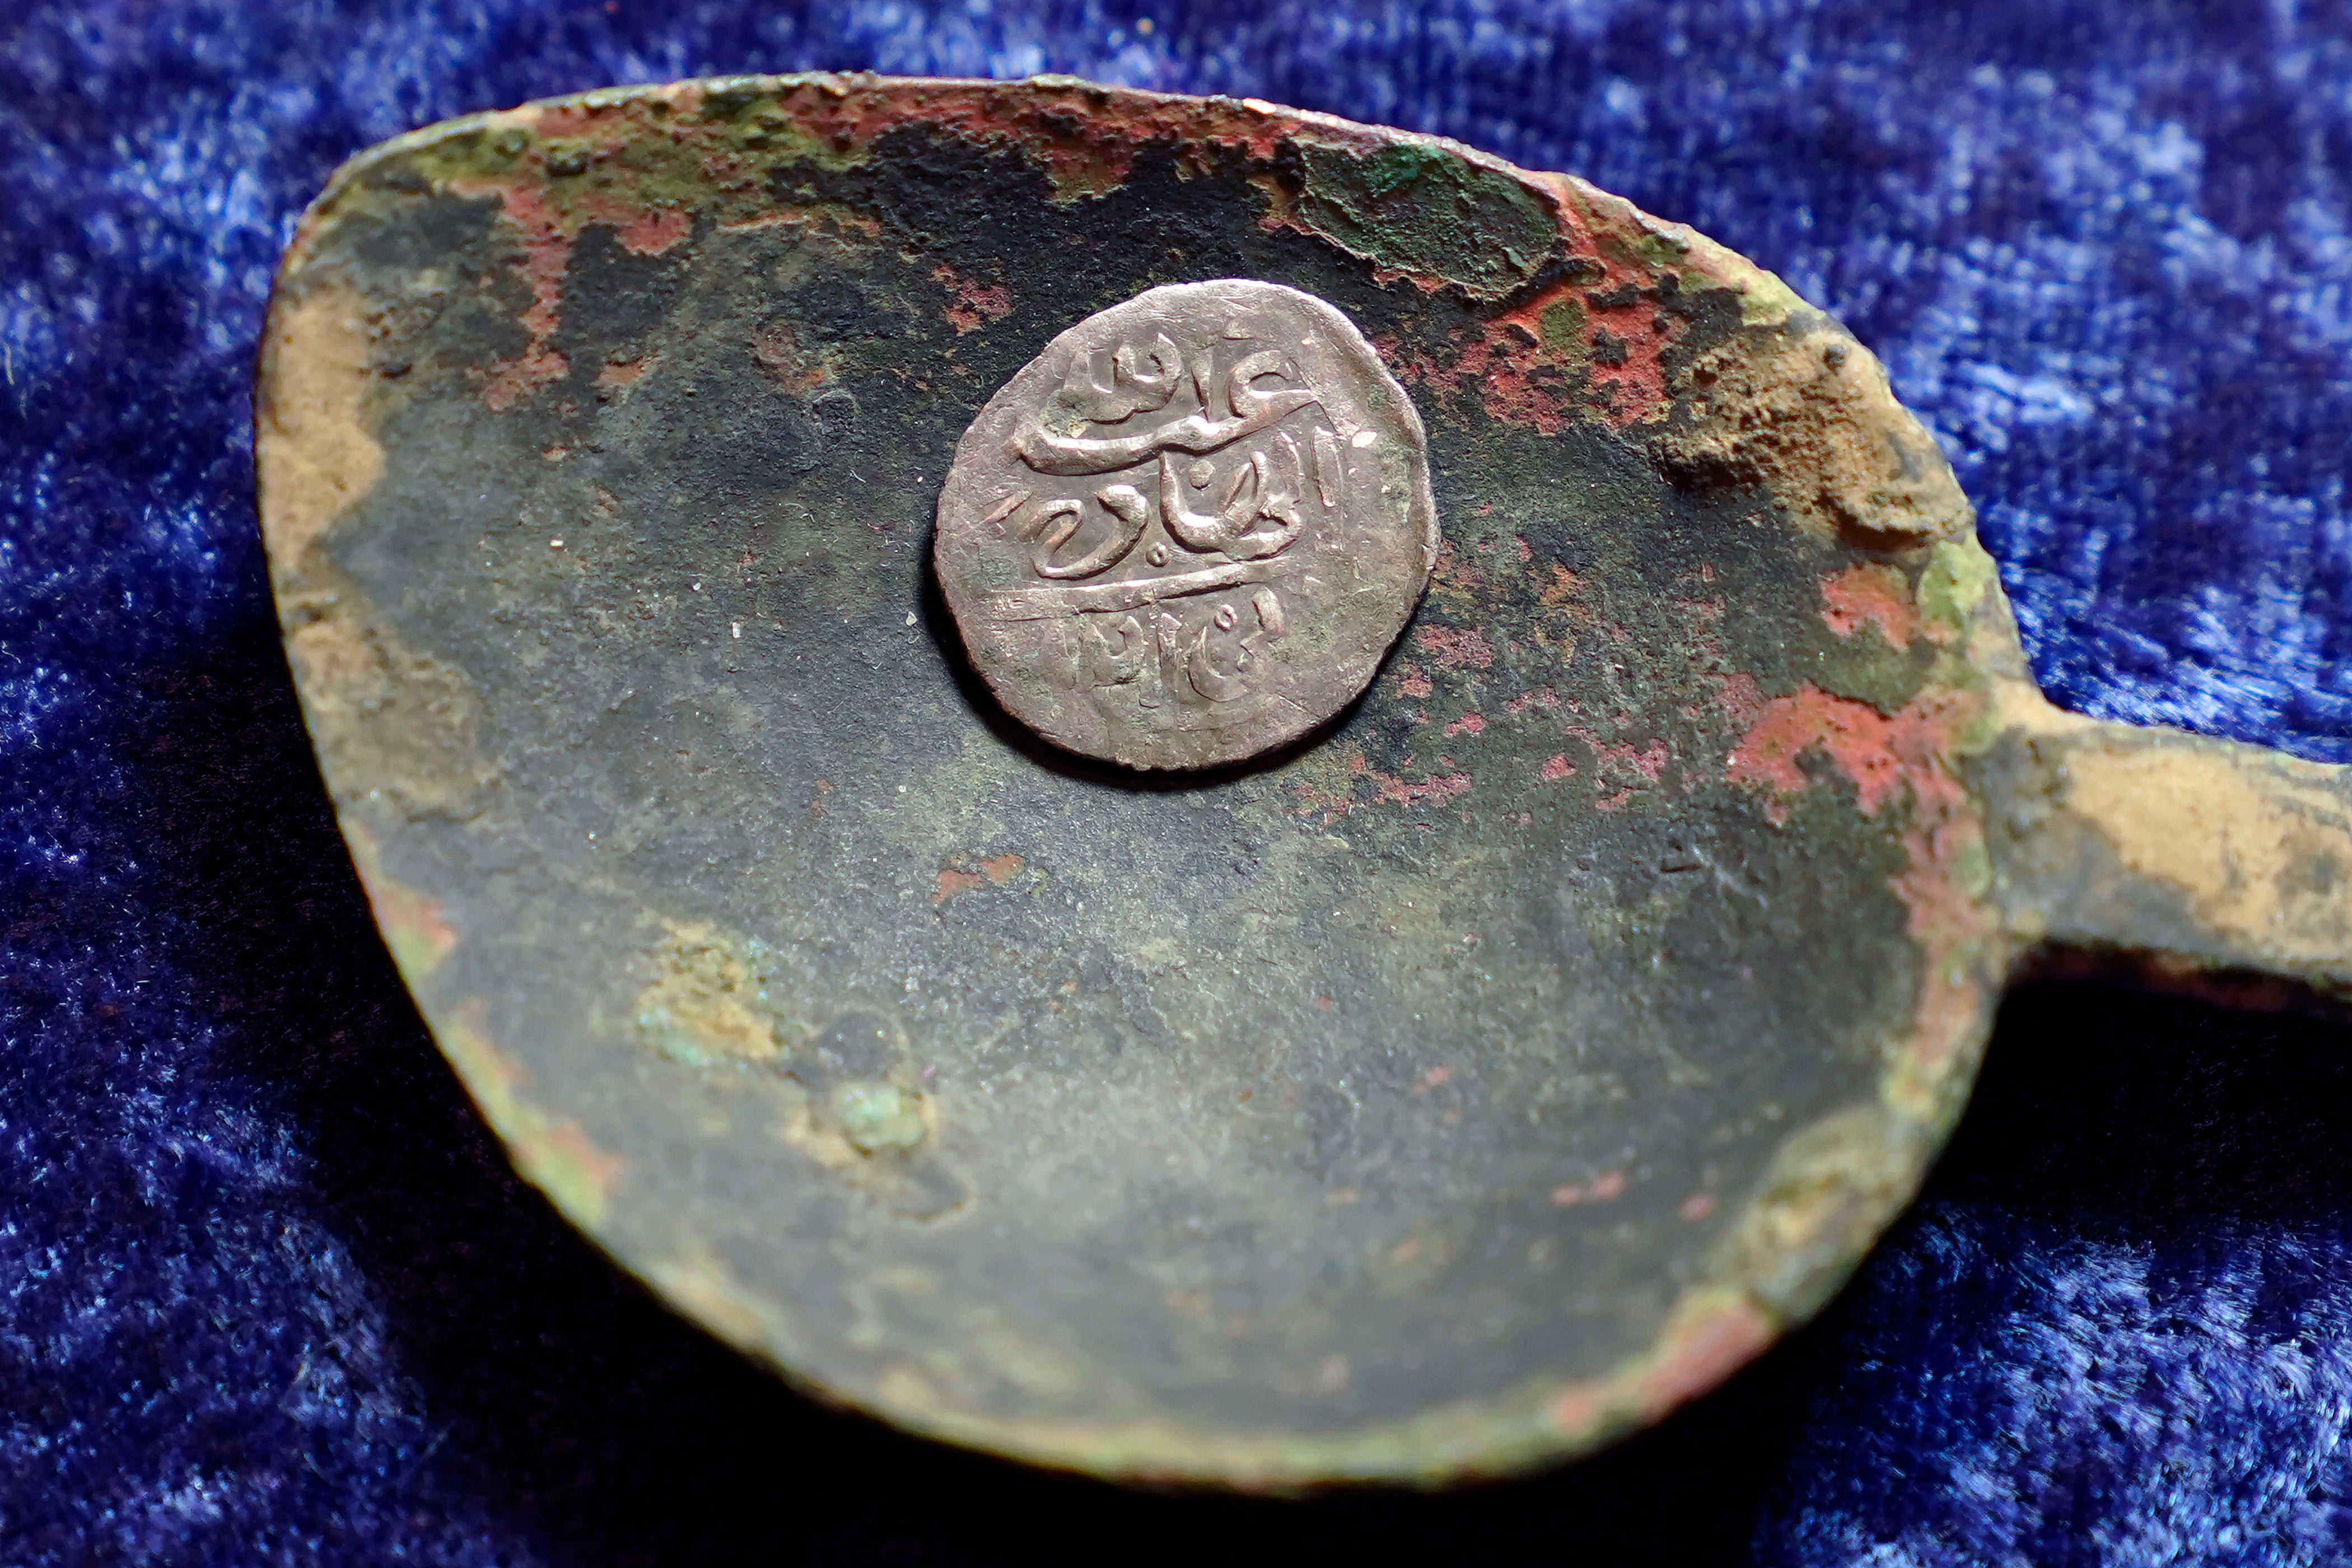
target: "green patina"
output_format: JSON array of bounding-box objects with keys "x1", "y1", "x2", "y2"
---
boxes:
[
  {"x1": 314, "y1": 84, "x2": 884, "y2": 247},
  {"x1": 1539, "y1": 295, "x2": 1585, "y2": 351},
  {"x1": 1919, "y1": 535, "x2": 1998, "y2": 635},
  {"x1": 1291, "y1": 139, "x2": 1556, "y2": 297},
  {"x1": 1730, "y1": 262, "x2": 1807, "y2": 325},
  {"x1": 834, "y1": 1082, "x2": 927, "y2": 1154}
]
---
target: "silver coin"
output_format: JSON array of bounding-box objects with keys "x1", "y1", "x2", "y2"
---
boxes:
[{"x1": 935, "y1": 279, "x2": 1440, "y2": 771}]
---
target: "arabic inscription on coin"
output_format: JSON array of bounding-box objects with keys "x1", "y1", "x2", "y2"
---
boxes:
[{"x1": 935, "y1": 280, "x2": 1440, "y2": 771}]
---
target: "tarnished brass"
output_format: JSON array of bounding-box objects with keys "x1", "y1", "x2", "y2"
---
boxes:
[{"x1": 256, "y1": 74, "x2": 2352, "y2": 1491}]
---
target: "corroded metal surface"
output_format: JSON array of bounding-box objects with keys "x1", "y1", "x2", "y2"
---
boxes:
[
  {"x1": 936, "y1": 279, "x2": 1436, "y2": 769},
  {"x1": 253, "y1": 74, "x2": 2352, "y2": 1489}
]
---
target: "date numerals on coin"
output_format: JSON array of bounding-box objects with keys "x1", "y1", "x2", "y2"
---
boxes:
[{"x1": 1085, "y1": 587, "x2": 1290, "y2": 711}]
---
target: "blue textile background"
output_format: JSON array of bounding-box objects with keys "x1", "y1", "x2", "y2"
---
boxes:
[{"x1": 7, "y1": 2, "x2": 2352, "y2": 1561}]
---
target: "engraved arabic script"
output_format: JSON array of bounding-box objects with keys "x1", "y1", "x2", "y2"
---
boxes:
[
  {"x1": 981, "y1": 323, "x2": 1357, "y2": 711},
  {"x1": 936, "y1": 281, "x2": 1437, "y2": 770}
]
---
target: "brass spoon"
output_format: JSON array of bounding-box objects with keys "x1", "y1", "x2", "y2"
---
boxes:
[{"x1": 256, "y1": 74, "x2": 2352, "y2": 1489}]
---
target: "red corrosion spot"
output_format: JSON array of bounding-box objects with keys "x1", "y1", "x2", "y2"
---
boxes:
[
  {"x1": 751, "y1": 320, "x2": 827, "y2": 394},
  {"x1": 1538, "y1": 563, "x2": 1586, "y2": 615},
  {"x1": 932, "y1": 851, "x2": 1024, "y2": 905},
  {"x1": 1540, "y1": 753, "x2": 1575, "y2": 781},
  {"x1": 1579, "y1": 293, "x2": 1682, "y2": 424},
  {"x1": 528, "y1": 100, "x2": 628, "y2": 142},
  {"x1": 933, "y1": 867, "x2": 984, "y2": 905},
  {"x1": 1383, "y1": 259, "x2": 1687, "y2": 432},
  {"x1": 1398, "y1": 666, "x2": 1434, "y2": 699},
  {"x1": 1556, "y1": 726, "x2": 1669, "y2": 803},
  {"x1": 1413, "y1": 625, "x2": 1495, "y2": 670},
  {"x1": 1595, "y1": 740, "x2": 1669, "y2": 781},
  {"x1": 1634, "y1": 1301, "x2": 1774, "y2": 1424},
  {"x1": 1374, "y1": 769, "x2": 1472, "y2": 810},
  {"x1": 1430, "y1": 542, "x2": 1482, "y2": 592},
  {"x1": 1545, "y1": 1294, "x2": 1773, "y2": 1438},
  {"x1": 771, "y1": 77, "x2": 1293, "y2": 199},
  {"x1": 931, "y1": 264, "x2": 1014, "y2": 334},
  {"x1": 1728, "y1": 684, "x2": 1953, "y2": 821},
  {"x1": 539, "y1": 1120, "x2": 628, "y2": 1201},
  {"x1": 594, "y1": 356, "x2": 652, "y2": 391},
  {"x1": 1292, "y1": 746, "x2": 1470, "y2": 821},
  {"x1": 616, "y1": 206, "x2": 692, "y2": 256},
  {"x1": 1725, "y1": 679, "x2": 1992, "y2": 1056},
  {"x1": 1893, "y1": 814, "x2": 1991, "y2": 1050},
  {"x1": 1819, "y1": 563, "x2": 1919, "y2": 648},
  {"x1": 1443, "y1": 713, "x2": 1486, "y2": 738},
  {"x1": 1710, "y1": 671, "x2": 1767, "y2": 732},
  {"x1": 1548, "y1": 1168, "x2": 1625, "y2": 1206},
  {"x1": 460, "y1": 180, "x2": 572, "y2": 410},
  {"x1": 1415, "y1": 1064, "x2": 1454, "y2": 1094}
]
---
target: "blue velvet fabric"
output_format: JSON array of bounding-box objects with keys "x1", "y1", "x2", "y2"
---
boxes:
[{"x1": 8, "y1": 2, "x2": 2352, "y2": 1561}]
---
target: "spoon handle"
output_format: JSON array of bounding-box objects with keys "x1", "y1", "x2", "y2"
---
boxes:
[{"x1": 1980, "y1": 702, "x2": 2352, "y2": 1002}]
